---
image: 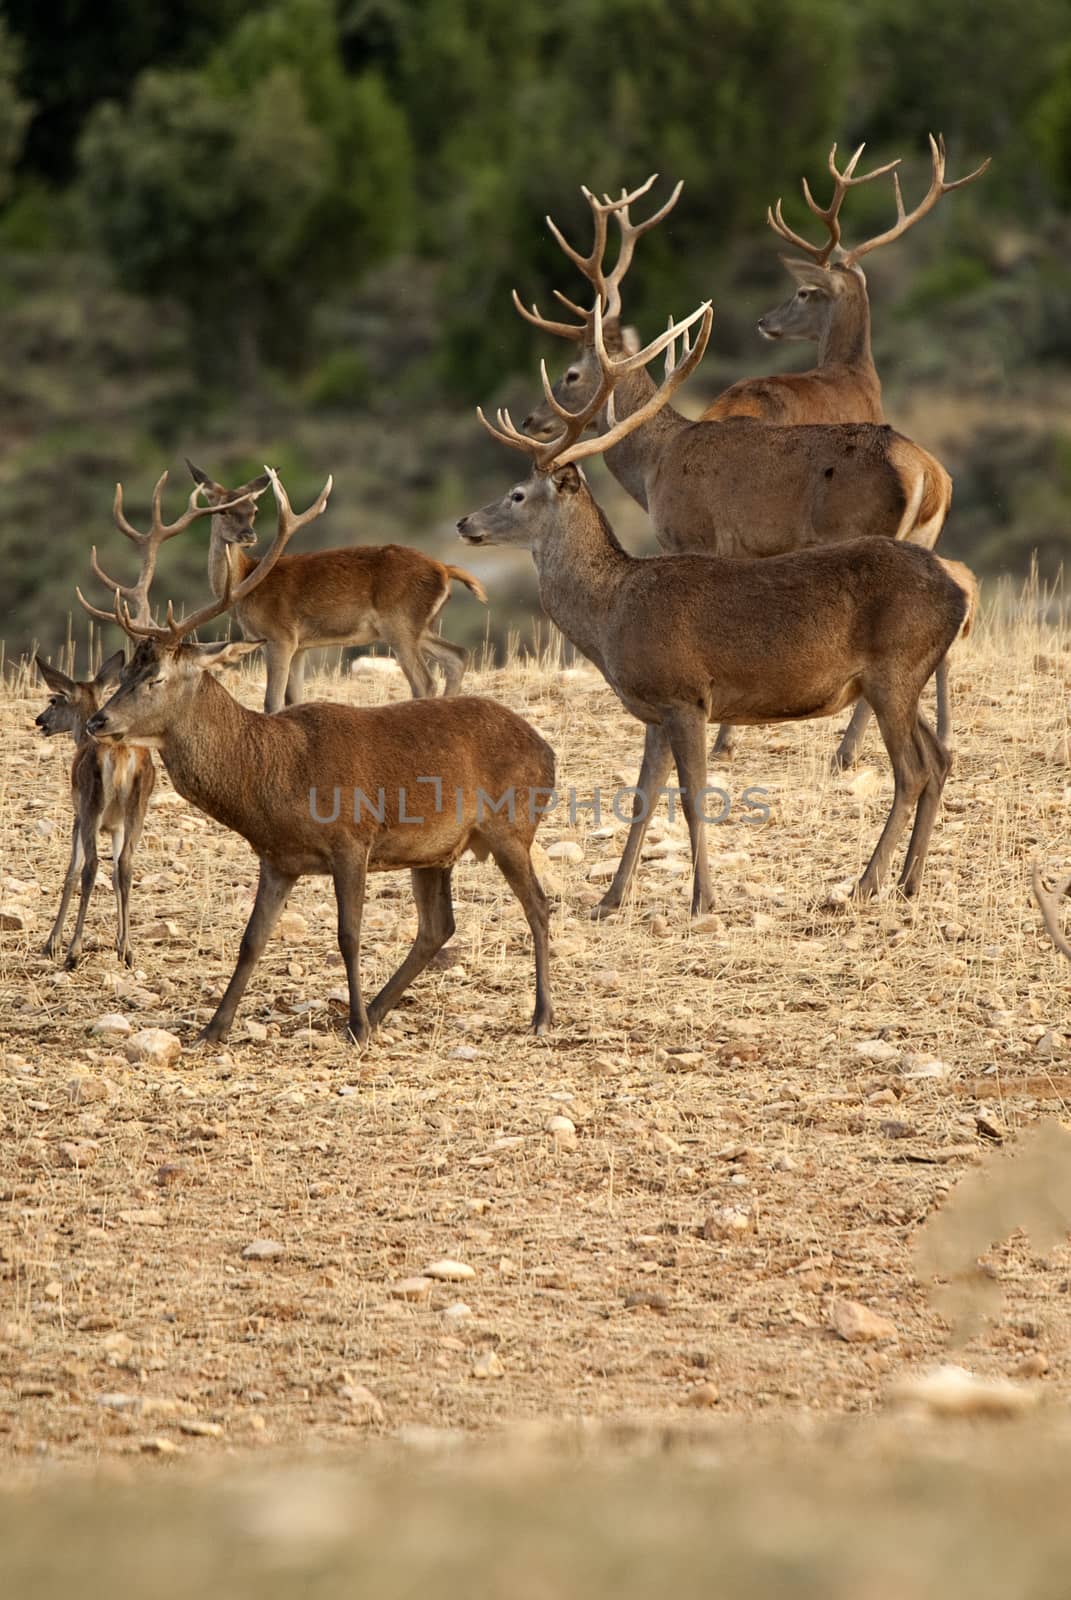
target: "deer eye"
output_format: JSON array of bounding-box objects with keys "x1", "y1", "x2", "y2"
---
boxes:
[
  {"x1": 565, "y1": 369, "x2": 580, "y2": 383},
  {"x1": 510, "y1": 489, "x2": 526, "y2": 504},
  {"x1": 797, "y1": 289, "x2": 811, "y2": 300}
]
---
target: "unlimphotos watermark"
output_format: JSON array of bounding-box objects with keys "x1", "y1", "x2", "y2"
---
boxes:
[{"x1": 308, "y1": 781, "x2": 770, "y2": 827}]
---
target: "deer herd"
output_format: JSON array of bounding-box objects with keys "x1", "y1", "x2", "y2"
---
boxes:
[{"x1": 26, "y1": 134, "x2": 1071, "y2": 1046}]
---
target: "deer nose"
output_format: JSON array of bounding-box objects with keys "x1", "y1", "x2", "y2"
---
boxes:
[{"x1": 85, "y1": 711, "x2": 106, "y2": 736}]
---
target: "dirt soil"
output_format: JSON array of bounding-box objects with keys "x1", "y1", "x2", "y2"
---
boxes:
[{"x1": 2, "y1": 592, "x2": 1070, "y2": 1469}]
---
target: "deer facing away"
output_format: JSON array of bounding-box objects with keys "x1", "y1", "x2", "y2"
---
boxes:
[
  {"x1": 34, "y1": 650, "x2": 155, "y2": 968},
  {"x1": 706, "y1": 135, "x2": 990, "y2": 426},
  {"x1": 516, "y1": 174, "x2": 958, "y2": 769},
  {"x1": 186, "y1": 461, "x2": 487, "y2": 712},
  {"x1": 460, "y1": 300, "x2": 970, "y2": 920},
  {"x1": 81, "y1": 469, "x2": 554, "y2": 1045}
]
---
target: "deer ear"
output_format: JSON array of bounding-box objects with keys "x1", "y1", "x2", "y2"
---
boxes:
[
  {"x1": 621, "y1": 325, "x2": 641, "y2": 356},
  {"x1": 187, "y1": 639, "x2": 264, "y2": 672},
  {"x1": 94, "y1": 649, "x2": 126, "y2": 688},
  {"x1": 779, "y1": 256, "x2": 829, "y2": 292},
  {"x1": 551, "y1": 464, "x2": 583, "y2": 496},
  {"x1": 35, "y1": 655, "x2": 74, "y2": 695},
  {"x1": 235, "y1": 472, "x2": 271, "y2": 500}
]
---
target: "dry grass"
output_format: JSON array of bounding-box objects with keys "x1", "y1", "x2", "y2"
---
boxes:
[{"x1": 2, "y1": 582, "x2": 1071, "y2": 1476}]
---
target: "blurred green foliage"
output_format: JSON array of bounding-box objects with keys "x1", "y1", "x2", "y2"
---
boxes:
[{"x1": 1, "y1": 0, "x2": 1070, "y2": 653}]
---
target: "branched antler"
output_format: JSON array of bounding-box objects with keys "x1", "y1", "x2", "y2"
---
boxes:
[{"x1": 767, "y1": 142, "x2": 901, "y2": 265}]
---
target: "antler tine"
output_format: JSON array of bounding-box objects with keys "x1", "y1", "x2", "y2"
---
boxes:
[
  {"x1": 511, "y1": 287, "x2": 588, "y2": 343},
  {"x1": 545, "y1": 188, "x2": 612, "y2": 300},
  {"x1": 89, "y1": 546, "x2": 132, "y2": 600},
  {"x1": 552, "y1": 300, "x2": 713, "y2": 470},
  {"x1": 841, "y1": 131, "x2": 992, "y2": 265},
  {"x1": 1032, "y1": 862, "x2": 1071, "y2": 961},
  {"x1": 475, "y1": 404, "x2": 549, "y2": 461},
  {"x1": 602, "y1": 177, "x2": 683, "y2": 319},
  {"x1": 770, "y1": 141, "x2": 902, "y2": 266},
  {"x1": 75, "y1": 584, "x2": 123, "y2": 627}
]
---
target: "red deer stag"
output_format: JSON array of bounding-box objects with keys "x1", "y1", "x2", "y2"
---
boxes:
[
  {"x1": 80, "y1": 468, "x2": 554, "y2": 1045},
  {"x1": 460, "y1": 300, "x2": 972, "y2": 920},
  {"x1": 32, "y1": 475, "x2": 235, "y2": 966},
  {"x1": 185, "y1": 461, "x2": 487, "y2": 712},
  {"x1": 708, "y1": 135, "x2": 990, "y2": 425},
  {"x1": 516, "y1": 175, "x2": 958, "y2": 768}
]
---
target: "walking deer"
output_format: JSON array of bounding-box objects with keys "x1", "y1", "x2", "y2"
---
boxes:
[
  {"x1": 707, "y1": 135, "x2": 990, "y2": 425},
  {"x1": 460, "y1": 301, "x2": 971, "y2": 920},
  {"x1": 34, "y1": 650, "x2": 155, "y2": 967},
  {"x1": 516, "y1": 175, "x2": 958, "y2": 769},
  {"x1": 80, "y1": 468, "x2": 554, "y2": 1045},
  {"x1": 185, "y1": 461, "x2": 487, "y2": 712}
]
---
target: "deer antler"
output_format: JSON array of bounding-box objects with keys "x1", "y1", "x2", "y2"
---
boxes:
[
  {"x1": 479, "y1": 298, "x2": 712, "y2": 472},
  {"x1": 78, "y1": 468, "x2": 332, "y2": 643},
  {"x1": 512, "y1": 175, "x2": 683, "y2": 342},
  {"x1": 1032, "y1": 862, "x2": 1071, "y2": 961},
  {"x1": 767, "y1": 142, "x2": 902, "y2": 266},
  {"x1": 840, "y1": 133, "x2": 991, "y2": 266}
]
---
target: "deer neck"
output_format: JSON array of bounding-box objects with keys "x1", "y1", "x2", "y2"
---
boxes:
[
  {"x1": 595, "y1": 365, "x2": 687, "y2": 511},
  {"x1": 207, "y1": 526, "x2": 256, "y2": 602},
  {"x1": 155, "y1": 673, "x2": 268, "y2": 834},
  {"x1": 530, "y1": 488, "x2": 631, "y2": 667},
  {"x1": 819, "y1": 276, "x2": 875, "y2": 375}
]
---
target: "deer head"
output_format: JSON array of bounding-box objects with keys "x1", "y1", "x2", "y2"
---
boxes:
[
  {"x1": 34, "y1": 651, "x2": 126, "y2": 740},
  {"x1": 186, "y1": 459, "x2": 271, "y2": 550}
]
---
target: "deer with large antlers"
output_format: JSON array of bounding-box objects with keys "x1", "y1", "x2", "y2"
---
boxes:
[
  {"x1": 707, "y1": 135, "x2": 990, "y2": 426},
  {"x1": 184, "y1": 460, "x2": 487, "y2": 713},
  {"x1": 460, "y1": 300, "x2": 972, "y2": 919},
  {"x1": 517, "y1": 174, "x2": 963, "y2": 769},
  {"x1": 31, "y1": 476, "x2": 234, "y2": 967},
  {"x1": 79, "y1": 469, "x2": 554, "y2": 1045}
]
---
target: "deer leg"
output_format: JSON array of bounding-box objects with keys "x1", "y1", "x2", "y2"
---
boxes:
[
  {"x1": 421, "y1": 632, "x2": 469, "y2": 696},
  {"x1": 382, "y1": 625, "x2": 436, "y2": 699},
  {"x1": 898, "y1": 717, "x2": 952, "y2": 898},
  {"x1": 934, "y1": 660, "x2": 952, "y2": 747},
  {"x1": 64, "y1": 823, "x2": 99, "y2": 969},
  {"x1": 284, "y1": 651, "x2": 307, "y2": 707},
  {"x1": 109, "y1": 822, "x2": 134, "y2": 967},
  {"x1": 853, "y1": 699, "x2": 927, "y2": 901},
  {"x1": 43, "y1": 817, "x2": 83, "y2": 959},
  {"x1": 711, "y1": 723, "x2": 738, "y2": 759},
  {"x1": 331, "y1": 847, "x2": 371, "y2": 1044},
  {"x1": 666, "y1": 708, "x2": 716, "y2": 915},
  {"x1": 197, "y1": 861, "x2": 297, "y2": 1044},
  {"x1": 487, "y1": 841, "x2": 554, "y2": 1035},
  {"x1": 367, "y1": 866, "x2": 455, "y2": 1027},
  {"x1": 832, "y1": 701, "x2": 874, "y2": 771},
  {"x1": 263, "y1": 640, "x2": 296, "y2": 715},
  {"x1": 593, "y1": 723, "x2": 674, "y2": 920}
]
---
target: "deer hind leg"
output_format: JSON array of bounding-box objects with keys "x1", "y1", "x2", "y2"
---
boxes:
[
  {"x1": 367, "y1": 866, "x2": 455, "y2": 1028},
  {"x1": 832, "y1": 701, "x2": 874, "y2": 771},
  {"x1": 665, "y1": 707, "x2": 716, "y2": 915},
  {"x1": 197, "y1": 861, "x2": 297, "y2": 1044},
  {"x1": 381, "y1": 622, "x2": 436, "y2": 698},
  {"x1": 284, "y1": 651, "x2": 307, "y2": 707},
  {"x1": 263, "y1": 639, "x2": 297, "y2": 715},
  {"x1": 594, "y1": 723, "x2": 673, "y2": 919},
  {"x1": 711, "y1": 723, "x2": 738, "y2": 759},
  {"x1": 486, "y1": 840, "x2": 554, "y2": 1034},
  {"x1": 43, "y1": 817, "x2": 83, "y2": 959},
  {"x1": 853, "y1": 696, "x2": 928, "y2": 901},
  {"x1": 898, "y1": 716, "x2": 952, "y2": 898},
  {"x1": 934, "y1": 660, "x2": 952, "y2": 747},
  {"x1": 64, "y1": 822, "x2": 99, "y2": 969},
  {"x1": 109, "y1": 822, "x2": 133, "y2": 967},
  {"x1": 421, "y1": 632, "x2": 469, "y2": 696},
  {"x1": 331, "y1": 846, "x2": 371, "y2": 1045}
]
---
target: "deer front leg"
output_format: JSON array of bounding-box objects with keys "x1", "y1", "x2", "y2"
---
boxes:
[
  {"x1": 332, "y1": 847, "x2": 370, "y2": 1044},
  {"x1": 263, "y1": 640, "x2": 297, "y2": 715},
  {"x1": 382, "y1": 624, "x2": 436, "y2": 699},
  {"x1": 43, "y1": 817, "x2": 83, "y2": 959},
  {"x1": 665, "y1": 708, "x2": 716, "y2": 915},
  {"x1": 109, "y1": 823, "x2": 134, "y2": 966},
  {"x1": 196, "y1": 861, "x2": 296, "y2": 1044},
  {"x1": 592, "y1": 723, "x2": 673, "y2": 919},
  {"x1": 284, "y1": 650, "x2": 307, "y2": 707},
  {"x1": 64, "y1": 824, "x2": 99, "y2": 968}
]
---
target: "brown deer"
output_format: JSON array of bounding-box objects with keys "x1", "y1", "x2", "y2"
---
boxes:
[
  {"x1": 80, "y1": 468, "x2": 554, "y2": 1045},
  {"x1": 1032, "y1": 866, "x2": 1071, "y2": 961},
  {"x1": 34, "y1": 650, "x2": 155, "y2": 968},
  {"x1": 707, "y1": 135, "x2": 990, "y2": 425},
  {"x1": 516, "y1": 175, "x2": 957, "y2": 769},
  {"x1": 185, "y1": 461, "x2": 487, "y2": 712},
  {"x1": 460, "y1": 300, "x2": 971, "y2": 920}
]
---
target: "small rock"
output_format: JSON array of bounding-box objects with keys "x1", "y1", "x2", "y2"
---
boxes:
[
  {"x1": 684, "y1": 1381, "x2": 720, "y2": 1408},
  {"x1": 624, "y1": 1289, "x2": 670, "y2": 1312},
  {"x1": 425, "y1": 1259, "x2": 476, "y2": 1282},
  {"x1": 451, "y1": 1045, "x2": 479, "y2": 1061},
  {"x1": 891, "y1": 1364, "x2": 1041, "y2": 1419},
  {"x1": 67, "y1": 1075, "x2": 109, "y2": 1104},
  {"x1": 1033, "y1": 1030, "x2": 1063, "y2": 1060},
  {"x1": 1016, "y1": 1352, "x2": 1049, "y2": 1379},
  {"x1": 0, "y1": 905, "x2": 29, "y2": 931},
  {"x1": 471, "y1": 1350, "x2": 504, "y2": 1379},
  {"x1": 879, "y1": 1120, "x2": 915, "y2": 1140},
  {"x1": 241, "y1": 1239, "x2": 285, "y2": 1261},
  {"x1": 338, "y1": 1384, "x2": 385, "y2": 1424},
  {"x1": 650, "y1": 1129, "x2": 684, "y2": 1156},
  {"x1": 178, "y1": 1419, "x2": 224, "y2": 1438},
  {"x1": 124, "y1": 1029, "x2": 182, "y2": 1069},
  {"x1": 140, "y1": 1437, "x2": 183, "y2": 1455},
  {"x1": 143, "y1": 920, "x2": 183, "y2": 943},
  {"x1": 547, "y1": 841, "x2": 584, "y2": 864},
  {"x1": 244, "y1": 1020, "x2": 269, "y2": 1042},
  {"x1": 830, "y1": 1298, "x2": 897, "y2": 1344},
  {"x1": 103, "y1": 1332, "x2": 134, "y2": 1364},
  {"x1": 442, "y1": 1301, "x2": 473, "y2": 1322},
  {"x1": 545, "y1": 1113, "x2": 576, "y2": 1142},
  {"x1": 57, "y1": 1140, "x2": 97, "y2": 1169},
  {"x1": 389, "y1": 1276, "x2": 434, "y2": 1301},
  {"x1": 91, "y1": 1014, "x2": 132, "y2": 1038},
  {"x1": 852, "y1": 1039, "x2": 899, "y2": 1063},
  {"x1": 155, "y1": 1164, "x2": 187, "y2": 1188},
  {"x1": 702, "y1": 1208, "x2": 751, "y2": 1239},
  {"x1": 587, "y1": 860, "x2": 618, "y2": 882},
  {"x1": 276, "y1": 910, "x2": 309, "y2": 942},
  {"x1": 119, "y1": 1208, "x2": 166, "y2": 1226}
]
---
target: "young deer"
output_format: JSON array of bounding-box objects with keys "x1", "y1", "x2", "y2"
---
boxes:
[
  {"x1": 516, "y1": 175, "x2": 956, "y2": 769},
  {"x1": 460, "y1": 301, "x2": 971, "y2": 920},
  {"x1": 34, "y1": 650, "x2": 155, "y2": 968},
  {"x1": 80, "y1": 469, "x2": 554, "y2": 1045},
  {"x1": 185, "y1": 461, "x2": 487, "y2": 712},
  {"x1": 707, "y1": 135, "x2": 990, "y2": 425}
]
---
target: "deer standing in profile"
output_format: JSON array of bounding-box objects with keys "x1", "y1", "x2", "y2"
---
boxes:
[
  {"x1": 185, "y1": 461, "x2": 487, "y2": 712},
  {"x1": 707, "y1": 134, "x2": 990, "y2": 425},
  {"x1": 460, "y1": 300, "x2": 972, "y2": 920},
  {"x1": 79, "y1": 469, "x2": 554, "y2": 1045},
  {"x1": 31, "y1": 476, "x2": 234, "y2": 967},
  {"x1": 516, "y1": 175, "x2": 963, "y2": 768}
]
